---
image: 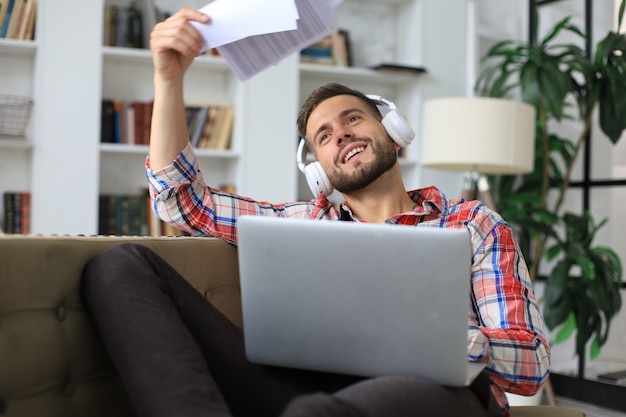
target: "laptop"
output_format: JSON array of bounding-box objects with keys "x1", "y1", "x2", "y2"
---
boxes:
[{"x1": 236, "y1": 215, "x2": 485, "y2": 387}]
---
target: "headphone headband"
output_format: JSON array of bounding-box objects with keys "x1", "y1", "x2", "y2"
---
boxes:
[{"x1": 366, "y1": 94, "x2": 398, "y2": 112}]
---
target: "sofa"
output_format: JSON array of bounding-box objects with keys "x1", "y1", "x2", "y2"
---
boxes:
[{"x1": 0, "y1": 235, "x2": 584, "y2": 417}]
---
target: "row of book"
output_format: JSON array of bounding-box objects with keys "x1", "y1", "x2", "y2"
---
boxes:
[
  {"x1": 99, "y1": 193, "x2": 184, "y2": 237},
  {"x1": 2, "y1": 190, "x2": 184, "y2": 236},
  {"x1": 3, "y1": 191, "x2": 30, "y2": 234},
  {"x1": 300, "y1": 28, "x2": 352, "y2": 67},
  {"x1": 99, "y1": 183, "x2": 236, "y2": 237},
  {"x1": 4, "y1": 187, "x2": 241, "y2": 236},
  {"x1": 0, "y1": 0, "x2": 36, "y2": 40},
  {"x1": 101, "y1": 99, "x2": 154, "y2": 145},
  {"x1": 101, "y1": 99, "x2": 235, "y2": 150},
  {"x1": 185, "y1": 104, "x2": 235, "y2": 150},
  {"x1": 103, "y1": 2, "x2": 170, "y2": 49}
]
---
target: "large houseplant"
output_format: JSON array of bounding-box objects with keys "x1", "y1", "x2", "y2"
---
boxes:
[{"x1": 475, "y1": 1, "x2": 626, "y2": 360}]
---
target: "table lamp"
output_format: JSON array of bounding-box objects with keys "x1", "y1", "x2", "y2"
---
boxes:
[{"x1": 420, "y1": 97, "x2": 536, "y2": 209}]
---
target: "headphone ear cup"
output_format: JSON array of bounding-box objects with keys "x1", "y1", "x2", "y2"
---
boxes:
[
  {"x1": 382, "y1": 111, "x2": 415, "y2": 147},
  {"x1": 304, "y1": 161, "x2": 333, "y2": 198}
]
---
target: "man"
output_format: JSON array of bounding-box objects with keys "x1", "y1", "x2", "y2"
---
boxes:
[{"x1": 82, "y1": 7, "x2": 549, "y2": 417}]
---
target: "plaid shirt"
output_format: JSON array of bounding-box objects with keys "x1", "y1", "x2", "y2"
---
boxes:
[{"x1": 146, "y1": 144, "x2": 550, "y2": 415}]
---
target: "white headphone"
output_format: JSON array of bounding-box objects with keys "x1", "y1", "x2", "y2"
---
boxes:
[{"x1": 297, "y1": 95, "x2": 415, "y2": 198}]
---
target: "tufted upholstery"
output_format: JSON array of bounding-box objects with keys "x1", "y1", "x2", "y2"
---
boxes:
[
  {"x1": 0, "y1": 235, "x2": 584, "y2": 417},
  {"x1": 0, "y1": 235, "x2": 241, "y2": 417}
]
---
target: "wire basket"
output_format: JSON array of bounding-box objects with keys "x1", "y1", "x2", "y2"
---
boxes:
[{"x1": 0, "y1": 94, "x2": 34, "y2": 137}]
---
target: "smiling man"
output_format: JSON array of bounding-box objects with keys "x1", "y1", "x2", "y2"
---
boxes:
[
  {"x1": 297, "y1": 88, "x2": 423, "y2": 223},
  {"x1": 80, "y1": 7, "x2": 550, "y2": 417}
]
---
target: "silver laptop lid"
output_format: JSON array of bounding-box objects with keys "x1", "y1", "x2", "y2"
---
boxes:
[{"x1": 237, "y1": 216, "x2": 478, "y2": 386}]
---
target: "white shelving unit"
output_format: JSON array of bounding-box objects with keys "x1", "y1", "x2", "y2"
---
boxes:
[
  {"x1": 0, "y1": 0, "x2": 471, "y2": 235},
  {"x1": 0, "y1": 39, "x2": 36, "y2": 227}
]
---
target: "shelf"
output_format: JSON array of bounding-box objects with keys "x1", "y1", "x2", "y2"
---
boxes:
[
  {"x1": 551, "y1": 372, "x2": 626, "y2": 413},
  {"x1": 0, "y1": 137, "x2": 33, "y2": 148},
  {"x1": 102, "y1": 46, "x2": 231, "y2": 72},
  {"x1": 99, "y1": 143, "x2": 239, "y2": 159},
  {"x1": 299, "y1": 63, "x2": 423, "y2": 86},
  {"x1": 0, "y1": 38, "x2": 37, "y2": 56}
]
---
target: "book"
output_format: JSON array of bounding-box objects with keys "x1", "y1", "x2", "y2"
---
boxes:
[
  {"x1": 0, "y1": 0, "x2": 11, "y2": 37},
  {"x1": 2, "y1": 191, "x2": 30, "y2": 234},
  {"x1": 212, "y1": 106, "x2": 234, "y2": 150},
  {"x1": 125, "y1": 103, "x2": 135, "y2": 144},
  {"x1": 204, "y1": 106, "x2": 225, "y2": 149},
  {"x1": 368, "y1": 63, "x2": 427, "y2": 75},
  {"x1": 19, "y1": 190, "x2": 30, "y2": 234},
  {"x1": 3, "y1": 192, "x2": 14, "y2": 233},
  {"x1": 161, "y1": 222, "x2": 183, "y2": 236},
  {"x1": 0, "y1": 0, "x2": 15, "y2": 38},
  {"x1": 17, "y1": 0, "x2": 35, "y2": 40},
  {"x1": 99, "y1": 192, "x2": 150, "y2": 236},
  {"x1": 197, "y1": 106, "x2": 217, "y2": 149},
  {"x1": 300, "y1": 34, "x2": 334, "y2": 65},
  {"x1": 598, "y1": 369, "x2": 626, "y2": 384},
  {"x1": 100, "y1": 99, "x2": 116, "y2": 143},
  {"x1": 142, "y1": 100, "x2": 153, "y2": 145},
  {"x1": 331, "y1": 28, "x2": 351, "y2": 67},
  {"x1": 188, "y1": 106, "x2": 209, "y2": 148},
  {"x1": 103, "y1": 4, "x2": 118, "y2": 46},
  {"x1": 114, "y1": 6, "x2": 127, "y2": 47},
  {"x1": 184, "y1": 105, "x2": 202, "y2": 130},
  {"x1": 124, "y1": 2, "x2": 143, "y2": 48},
  {"x1": 113, "y1": 100, "x2": 122, "y2": 143},
  {"x1": 115, "y1": 195, "x2": 128, "y2": 235},
  {"x1": 135, "y1": 0, "x2": 156, "y2": 49},
  {"x1": 4, "y1": 0, "x2": 23, "y2": 39},
  {"x1": 117, "y1": 101, "x2": 129, "y2": 144},
  {"x1": 131, "y1": 101, "x2": 146, "y2": 144},
  {"x1": 14, "y1": 0, "x2": 33, "y2": 40}
]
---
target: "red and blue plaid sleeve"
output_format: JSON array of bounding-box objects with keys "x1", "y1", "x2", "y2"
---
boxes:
[
  {"x1": 146, "y1": 144, "x2": 338, "y2": 245},
  {"x1": 465, "y1": 208, "x2": 550, "y2": 412}
]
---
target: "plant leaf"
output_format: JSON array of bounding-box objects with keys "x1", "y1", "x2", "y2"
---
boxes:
[
  {"x1": 589, "y1": 337, "x2": 601, "y2": 359},
  {"x1": 554, "y1": 312, "x2": 576, "y2": 344}
]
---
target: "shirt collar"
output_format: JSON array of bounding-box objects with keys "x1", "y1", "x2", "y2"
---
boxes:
[{"x1": 338, "y1": 185, "x2": 448, "y2": 222}]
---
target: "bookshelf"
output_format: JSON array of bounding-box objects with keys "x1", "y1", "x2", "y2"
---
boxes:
[
  {"x1": 0, "y1": 32, "x2": 36, "y2": 234},
  {"x1": 0, "y1": 0, "x2": 471, "y2": 235}
]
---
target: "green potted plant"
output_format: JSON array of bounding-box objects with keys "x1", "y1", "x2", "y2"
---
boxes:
[{"x1": 474, "y1": 1, "x2": 626, "y2": 361}]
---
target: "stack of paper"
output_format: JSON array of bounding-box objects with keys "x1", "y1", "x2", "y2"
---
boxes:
[{"x1": 191, "y1": 0, "x2": 335, "y2": 81}]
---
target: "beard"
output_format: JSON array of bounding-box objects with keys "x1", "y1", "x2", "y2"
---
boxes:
[{"x1": 328, "y1": 138, "x2": 398, "y2": 194}]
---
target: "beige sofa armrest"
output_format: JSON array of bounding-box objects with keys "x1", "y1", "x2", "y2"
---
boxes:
[{"x1": 0, "y1": 235, "x2": 241, "y2": 417}]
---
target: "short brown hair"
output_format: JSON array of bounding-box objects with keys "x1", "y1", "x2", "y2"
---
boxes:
[{"x1": 296, "y1": 83, "x2": 381, "y2": 143}]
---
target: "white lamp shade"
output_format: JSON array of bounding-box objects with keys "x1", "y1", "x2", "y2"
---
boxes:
[{"x1": 420, "y1": 97, "x2": 536, "y2": 174}]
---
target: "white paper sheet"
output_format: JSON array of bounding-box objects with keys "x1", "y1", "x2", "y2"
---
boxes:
[
  {"x1": 191, "y1": 0, "x2": 335, "y2": 81},
  {"x1": 191, "y1": 0, "x2": 300, "y2": 50}
]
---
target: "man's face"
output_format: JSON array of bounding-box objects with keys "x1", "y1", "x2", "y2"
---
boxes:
[{"x1": 306, "y1": 95, "x2": 398, "y2": 194}]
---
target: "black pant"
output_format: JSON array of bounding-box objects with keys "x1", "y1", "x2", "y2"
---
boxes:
[{"x1": 81, "y1": 243, "x2": 501, "y2": 417}]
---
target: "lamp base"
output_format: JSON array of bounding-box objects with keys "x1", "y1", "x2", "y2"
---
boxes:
[{"x1": 461, "y1": 172, "x2": 497, "y2": 211}]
